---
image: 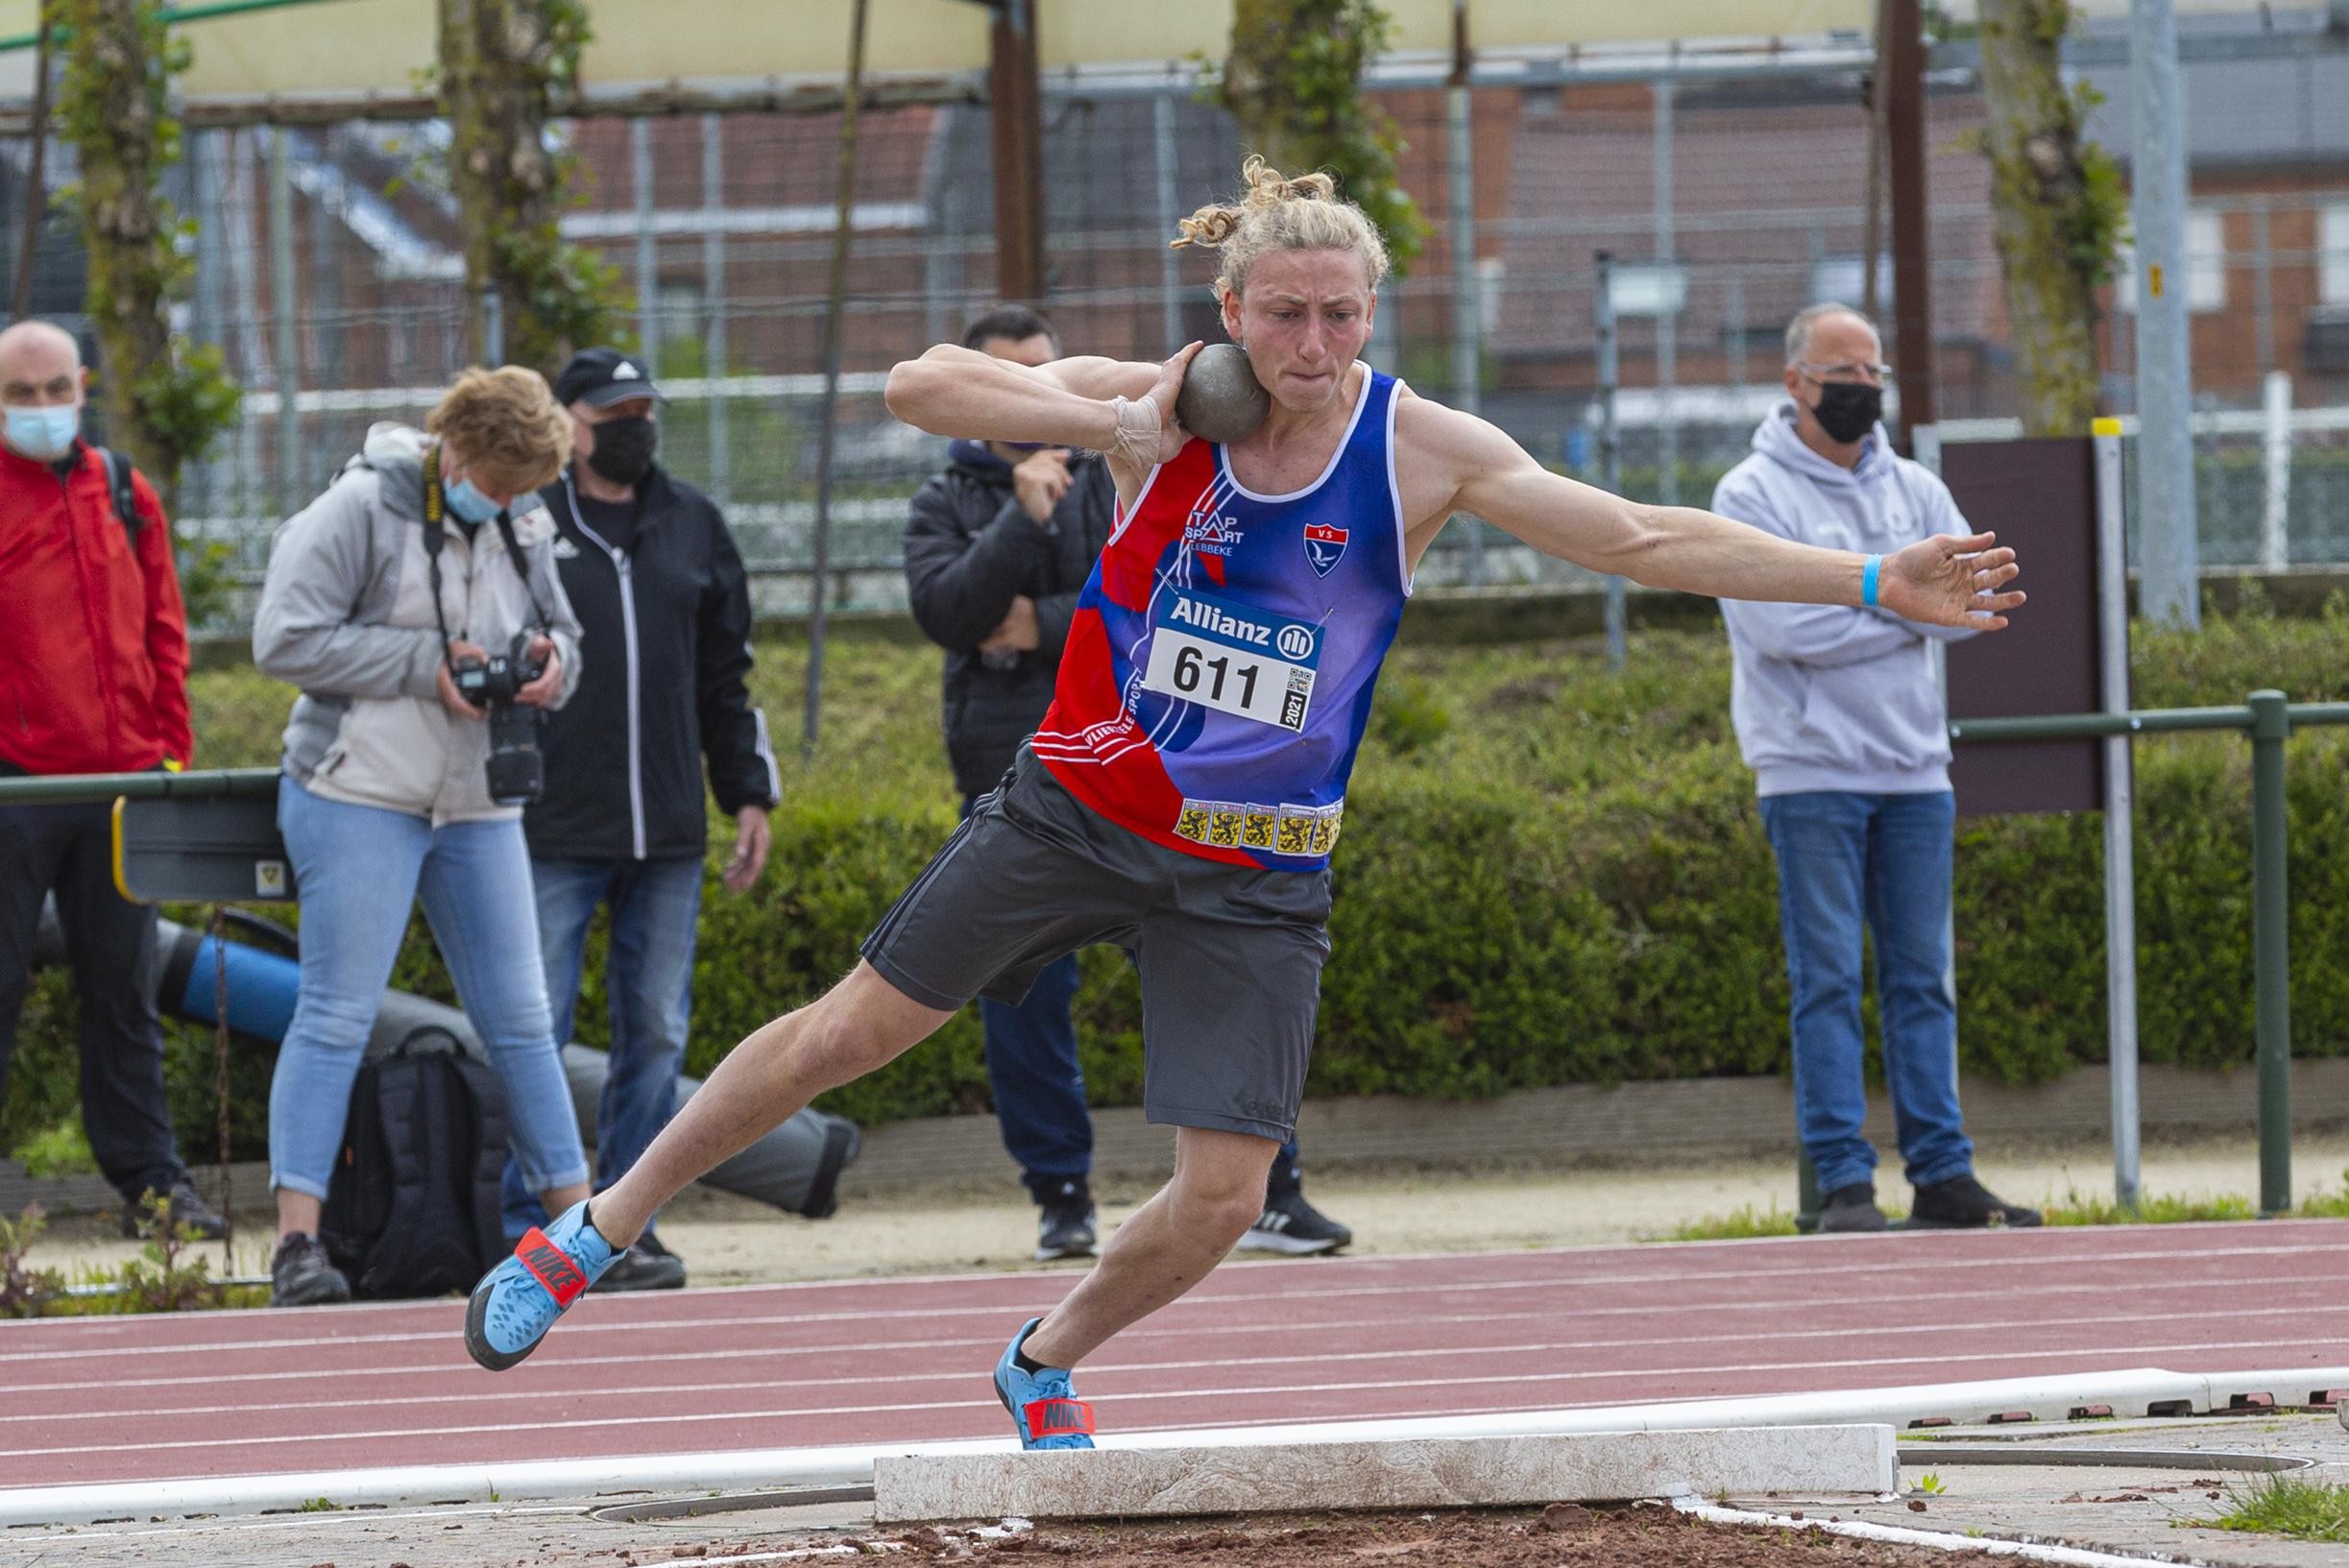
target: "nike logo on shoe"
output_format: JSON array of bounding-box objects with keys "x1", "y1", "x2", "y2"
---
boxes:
[
  {"x1": 518, "y1": 1230, "x2": 589, "y2": 1306},
  {"x1": 1023, "y1": 1397, "x2": 1095, "y2": 1439}
]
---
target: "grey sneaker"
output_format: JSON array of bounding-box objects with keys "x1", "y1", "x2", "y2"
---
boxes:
[
  {"x1": 1237, "y1": 1187, "x2": 1352, "y2": 1255},
  {"x1": 270, "y1": 1233, "x2": 352, "y2": 1307},
  {"x1": 591, "y1": 1241, "x2": 687, "y2": 1292},
  {"x1": 1817, "y1": 1182, "x2": 1891, "y2": 1234},
  {"x1": 1035, "y1": 1180, "x2": 1098, "y2": 1262},
  {"x1": 121, "y1": 1179, "x2": 228, "y2": 1242}
]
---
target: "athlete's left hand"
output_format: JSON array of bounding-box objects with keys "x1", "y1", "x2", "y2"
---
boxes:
[
  {"x1": 1878, "y1": 532, "x2": 2025, "y2": 629},
  {"x1": 1140, "y1": 342, "x2": 1205, "y2": 464}
]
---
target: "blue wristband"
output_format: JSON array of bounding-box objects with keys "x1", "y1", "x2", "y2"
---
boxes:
[{"x1": 1861, "y1": 554, "x2": 1882, "y2": 609}]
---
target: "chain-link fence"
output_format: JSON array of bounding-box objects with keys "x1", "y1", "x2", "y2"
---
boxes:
[{"x1": 6, "y1": 29, "x2": 2348, "y2": 628}]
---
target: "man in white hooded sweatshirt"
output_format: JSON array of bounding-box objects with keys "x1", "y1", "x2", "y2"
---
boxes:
[{"x1": 1715, "y1": 303, "x2": 2041, "y2": 1235}]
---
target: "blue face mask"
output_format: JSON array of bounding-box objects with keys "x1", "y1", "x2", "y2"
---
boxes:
[
  {"x1": 443, "y1": 475, "x2": 502, "y2": 524},
  {"x1": 5, "y1": 404, "x2": 79, "y2": 461}
]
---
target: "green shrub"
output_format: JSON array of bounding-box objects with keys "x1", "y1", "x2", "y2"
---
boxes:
[{"x1": 11, "y1": 609, "x2": 2349, "y2": 1161}]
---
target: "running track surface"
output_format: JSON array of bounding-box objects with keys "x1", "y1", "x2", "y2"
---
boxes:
[{"x1": 6, "y1": 1220, "x2": 2349, "y2": 1491}]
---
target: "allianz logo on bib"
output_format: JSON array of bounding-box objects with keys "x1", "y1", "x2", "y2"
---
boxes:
[{"x1": 1168, "y1": 593, "x2": 1275, "y2": 647}]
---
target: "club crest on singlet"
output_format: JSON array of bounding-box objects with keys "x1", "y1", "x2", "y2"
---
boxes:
[{"x1": 1302, "y1": 520, "x2": 1348, "y2": 577}]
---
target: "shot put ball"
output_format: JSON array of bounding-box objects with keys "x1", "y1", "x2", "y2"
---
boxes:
[{"x1": 1174, "y1": 343, "x2": 1271, "y2": 445}]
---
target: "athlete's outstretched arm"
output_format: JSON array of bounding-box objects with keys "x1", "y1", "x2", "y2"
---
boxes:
[
  {"x1": 1400, "y1": 399, "x2": 2024, "y2": 630},
  {"x1": 884, "y1": 343, "x2": 1193, "y2": 464}
]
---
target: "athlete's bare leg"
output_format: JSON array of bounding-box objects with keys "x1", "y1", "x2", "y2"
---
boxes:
[
  {"x1": 588, "y1": 961, "x2": 952, "y2": 1246},
  {"x1": 1021, "y1": 1125, "x2": 1279, "y2": 1368}
]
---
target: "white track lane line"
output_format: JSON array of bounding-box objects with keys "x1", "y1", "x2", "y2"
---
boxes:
[
  {"x1": 13, "y1": 1282, "x2": 2345, "y2": 1399},
  {"x1": 9, "y1": 1335, "x2": 2346, "y2": 1464},
  {"x1": 13, "y1": 1301, "x2": 2344, "y2": 1426},
  {"x1": 9, "y1": 1244, "x2": 2344, "y2": 1367},
  {"x1": 7, "y1": 1221, "x2": 2340, "y2": 1348}
]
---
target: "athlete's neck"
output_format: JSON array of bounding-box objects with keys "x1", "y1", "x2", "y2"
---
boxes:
[{"x1": 1247, "y1": 362, "x2": 1365, "y2": 451}]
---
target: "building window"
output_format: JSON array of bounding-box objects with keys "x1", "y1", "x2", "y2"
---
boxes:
[
  {"x1": 1809, "y1": 255, "x2": 1894, "y2": 313},
  {"x1": 1607, "y1": 263, "x2": 1686, "y2": 318},
  {"x1": 2321, "y1": 205, "x2": 2349, "y2": 307},
  {"x1": 2113, "y1": 209, "x2": 2227, "y2": 314}
]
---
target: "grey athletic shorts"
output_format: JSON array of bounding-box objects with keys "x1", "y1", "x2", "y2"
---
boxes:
[{"x1": 860, "y1": 747, "x2": 1334, "y2": 1143}]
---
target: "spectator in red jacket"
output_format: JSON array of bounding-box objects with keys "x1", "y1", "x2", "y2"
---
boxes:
[{"x1": 0, "y1": 319, "x2": 223, "y2": 1240}]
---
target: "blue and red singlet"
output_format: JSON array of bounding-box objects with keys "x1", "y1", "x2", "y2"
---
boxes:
[{"x1": 1030, "y1": 366, "x2": 1413, "y2": 871}]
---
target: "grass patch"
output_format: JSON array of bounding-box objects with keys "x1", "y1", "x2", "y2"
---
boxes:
[
  {"x1": 1659, "y1": 1173, "x2": 2349, "y2": 1243},
  {"x1": 12, "y1": 1117, "x2": 96, "y2": 1178},
  {"x1": 2202, "y1": 1475, "x2": 2349, "y2": 1543},
  {"x1": 2044, "y1": 1190, "x2": 2260, "y2": 1226},
  {"x1": 2, "y1": 1201, "x2": 266, "y2": 1317},
  {"x1": 1659, "y1": 1204, "x2": 1800, "y2": 1242}
]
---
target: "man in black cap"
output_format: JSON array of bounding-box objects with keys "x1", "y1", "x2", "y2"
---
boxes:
[{"x1": 502, "y1": 347, "x2": 782, "y2": 1290}]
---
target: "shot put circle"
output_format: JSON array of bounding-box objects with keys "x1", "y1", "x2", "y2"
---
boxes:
[{"x1": 1174, "y1": 343, "x2": 1271, "y2": 445}]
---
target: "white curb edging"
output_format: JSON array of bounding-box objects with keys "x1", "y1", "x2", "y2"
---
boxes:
[
  {"x1": 2, "y1": 1364, "x2": 2337, "y2": 1529},
  {"x1": 1677, "y1": 1499, "x2": 2214, "y2": 1567}
]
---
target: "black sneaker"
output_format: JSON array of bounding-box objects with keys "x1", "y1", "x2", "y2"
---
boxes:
[
  {"x1": 592, "y1": 1241, "x2": 688, "y2": 1292},
  {"x1": 120, "y1": 1179, "x2": 229, "y2": 1241},
  {"x1": 1035, "y1": 1180, "x2": 1097, "y2": 1262},
  {"x1": 1817, "y1": 1182, "x2": 1891, "y2": 1234},
  {"x1": 1910, "y1": 1173, "x2": 2043, "y2": 1229},
  {"x1": 1238, "y1": 1187, "x2": 1352, "y2": 1255},
  {"x1": 270, "y1": 1233, "x2": 351, "y2": 1307}
]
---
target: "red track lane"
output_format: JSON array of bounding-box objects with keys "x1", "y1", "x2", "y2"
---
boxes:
[{"x1": 5, "y1": 1220, "x2": 2348, "y2": 1490}]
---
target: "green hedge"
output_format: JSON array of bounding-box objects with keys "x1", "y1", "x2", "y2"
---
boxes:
[{"x1": 11, "y1": 593, "x2": 2349, "y2": 1165}]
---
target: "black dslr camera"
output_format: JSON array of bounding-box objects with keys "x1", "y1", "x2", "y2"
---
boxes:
[{"x1": 450, "y1": 630, "x2": 547, "y2": 806}]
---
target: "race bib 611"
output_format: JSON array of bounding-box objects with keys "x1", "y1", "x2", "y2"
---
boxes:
[{"x1": 1141, "y1": 585, "x2": 1320, "y2": 732}]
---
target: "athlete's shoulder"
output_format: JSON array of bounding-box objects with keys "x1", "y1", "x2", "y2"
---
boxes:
[{"x1": 1392, "y1": 386, "x2": 1508, "y2": 457}]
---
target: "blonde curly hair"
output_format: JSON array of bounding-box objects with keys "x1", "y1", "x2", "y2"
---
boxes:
[
  {"x1": 425, "y1": 366, "x2": 572, "y2": 498},
  {"x1": 1172, "y1": 155, "x2": 1391, "y2": 304}
]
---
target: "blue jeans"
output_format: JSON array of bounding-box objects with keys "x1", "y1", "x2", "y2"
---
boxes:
[
  {"x1": 502, "y1": 855, "x2": 704, "y2": 1239},
  {"x1": 960, "y1": 794, "x2": 1301, "y2": 1199},
  {"x1": 270, "y1": 779, "x2": 590, "y2": 1201},
  {"x1": 1757, "y1": 789, "x2": 1974, "y2": 1198}
]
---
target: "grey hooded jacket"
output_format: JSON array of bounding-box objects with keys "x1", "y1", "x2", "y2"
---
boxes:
[
  {"x1": 1713, "y1": 402, "x2": 1976, "y2": 798},
  {"x1": 253, "y1": 422, "x2": 584, "y2": 825}
]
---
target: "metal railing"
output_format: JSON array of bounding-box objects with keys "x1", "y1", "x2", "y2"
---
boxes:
[
  {"x1": 1797, "y1": 689, "x2": 2349, "y2": 1230},
  {"x1": 0, "y1": 768, "x2": 279, "y2": 806}
]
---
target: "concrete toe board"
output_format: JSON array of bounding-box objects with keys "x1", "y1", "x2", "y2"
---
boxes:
[{"x1": 871, "y1": 1425, "x2": 1897, "y2": 1524}]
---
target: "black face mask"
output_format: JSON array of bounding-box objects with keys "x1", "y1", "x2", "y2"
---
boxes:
[
  {"x1": 585, "y1": 415, "x2": 658, "y2": 486},
  {"x1": 1809, "y1": 381, "x2": 1882, "y2": 445}
]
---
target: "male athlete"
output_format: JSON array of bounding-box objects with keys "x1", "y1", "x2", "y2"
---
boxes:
[{"x1": 465, "y1": 160, "x2": 2023, "y2": 1452}]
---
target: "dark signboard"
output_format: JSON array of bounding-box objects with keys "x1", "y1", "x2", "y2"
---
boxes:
[{"x1": 1943, "y1": 436, "x2": 2116, "y2": 816}]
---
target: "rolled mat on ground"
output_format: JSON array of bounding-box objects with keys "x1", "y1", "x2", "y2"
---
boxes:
[{"x1": 29, "y1": 902, "x2": 860, "y2": 1219}]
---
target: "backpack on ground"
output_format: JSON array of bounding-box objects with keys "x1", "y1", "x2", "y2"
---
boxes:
[{"x1": 321, "y1": 1025, "x2": 512, "y2": 1300}]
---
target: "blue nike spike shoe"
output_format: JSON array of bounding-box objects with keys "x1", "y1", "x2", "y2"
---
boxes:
[
  {"x1": 993, "y1": 1315, "x2": 1096, "y2": 1450},
  {"x1": 464, "y1": 1199, "x2": 618, "y2": 1371}
]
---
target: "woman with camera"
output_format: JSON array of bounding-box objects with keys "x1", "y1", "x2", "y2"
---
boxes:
[{"x1": 253, "y1": 367, "x2": 593, "y2": 1307}]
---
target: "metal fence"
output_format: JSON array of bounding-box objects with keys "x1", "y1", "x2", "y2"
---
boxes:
[{"x1": 7, "y1": 40, "x2": 2349, "y2": 629}]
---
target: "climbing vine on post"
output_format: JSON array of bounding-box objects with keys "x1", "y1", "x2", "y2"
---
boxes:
[
  {"x1": 436, "y1": 0, "x2": 619, "y2": 374},
  {"x1": 1205, "y1": 0, "x2": 1428, "y2": 275},
  {"x1": 1974, "y1": 0, "x2": 2128, "y2": 436},
  {"x1": 55, "y1": 0, "x2": 240, "y2": 519}
]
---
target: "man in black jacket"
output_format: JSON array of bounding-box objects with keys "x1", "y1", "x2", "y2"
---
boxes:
[
  {"x1": 904, "y1": 305, "x2": 1353, "y2": 1263},
  {"x1": 505, "y1": 347, "x2": 782, "y2": 1291}
]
